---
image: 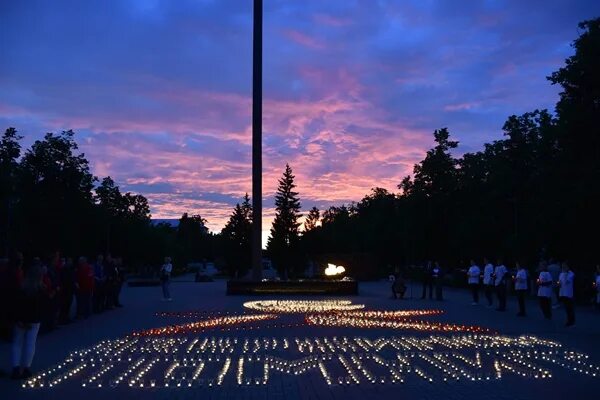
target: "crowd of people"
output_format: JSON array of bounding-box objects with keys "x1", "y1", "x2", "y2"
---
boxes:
[
  {"x1": 465, "y1": 259, "x2": 580, "y2": 326},
  {"x1": 0, "y1": 251, "x2": 125, "y2": 380},
  {"x1": 391, "y1": 258, "x2": 600, "y2": 327}
]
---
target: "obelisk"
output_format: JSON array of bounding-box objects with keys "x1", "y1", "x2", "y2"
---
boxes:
[{"x1": 251, "y1": 0, "x2": 263, "y2": 280}]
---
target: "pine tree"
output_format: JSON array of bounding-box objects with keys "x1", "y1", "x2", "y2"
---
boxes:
[
  {"x1": 241, "y1": 193, "x2": 253, "y2": 224},
  {"x1": 0, "y1": 127, "x2": 23, "y2": 254},
  {"x1": 222, "y1": 193, "x2": 252, "y2": 277},
  {"x1": 267, "y1": 164, "x2": 302, "y2": 277},
  {"x1": 304, "y1": 206, "x2": 320, "y2": 232}
]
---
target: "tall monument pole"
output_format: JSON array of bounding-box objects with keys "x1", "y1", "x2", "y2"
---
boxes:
[{"x1": 251, "y1": 0, "x2": 263, "y2": 280}]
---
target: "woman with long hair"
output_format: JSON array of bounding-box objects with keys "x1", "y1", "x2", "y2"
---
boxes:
[{"x1": 11, "y1": 258, "x2": 48, "y2": 379}]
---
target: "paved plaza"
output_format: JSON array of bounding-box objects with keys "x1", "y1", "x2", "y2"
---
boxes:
[{"x1": 2, "y1": 278, "x2": 599, "y2": 399}]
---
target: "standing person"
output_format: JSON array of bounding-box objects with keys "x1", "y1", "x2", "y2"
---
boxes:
[
  {"x1": 547, "y1": 258, "x2": 561, "y2": 308},
  {"x1": 11, "y1": 258, "x2": 48, "y2": 380},
  {"x1": 494, "y1": 259, "x2": 508, "y2": 311},
  {"x1": 160, "y1": 257, "x2": 173, "y2": 301},
  {"x1": 527, "y1": 263, "x2": 537, "y2": 297},
  {"x1": 482, "y1": 258, "x2": 495, "y2": 307},
  {"x1": 104, "y1": 255, "x2": 116, "y2": 310},
  {"x1": 0, "y1": 258, "x2": 9, "y2": 377},
  {"x1": 49, "y1": 252, "x2": 63, "y2": 326},
  {"x1": 76, "y1": 257, "x2": 94, "y2": 319},
  {"x1": 537, "y1": 263, "x2": 553, "y2": 319},
  {"x1": 421, "y1": 261, "x2": 434, "y2": 300},
  {"x1": 112, "y1": 256, "x2": 124, "y2": 307},
  {"x1": 40, "y1": 258, "x2": 58, "y2": 332},
  {"x1": 58, "y1": 257, "x2": 76, "y2": 324},
  {"x1": 514, "y1": 262, "x2": 528, "y2": 317},
  {"x1": 467, "y1": 260, "x2": 481, "y2": 305},
  {"x1": 558, "y1": 262, "x2": 575, "y2": 326},
  {"x1": 93, "y1": 255, "x2": 106, "y2": 313},
  {"x1": 0, "y1": 257, "x2": 11, "y2": 342},
  {"x1": 11, "y1": 251, "x2": 25, "y2": 286},
  {"x1": 433, "y1": 261, "x2": 443, "y2": 301},
  {"x1": 391, "y1": 269, "x2": 407, "y2": 299},
  {"x1": 2, "y1": 253, "x2": 24, "y2": 335}
]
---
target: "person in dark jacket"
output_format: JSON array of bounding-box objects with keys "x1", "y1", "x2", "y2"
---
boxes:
[
  {"x1": 0, "y1": 257, "x2": 11, "y2": 341},
  {"x1": 93, "y1": 254, "x2": 106, "y2": 313},
  {"x1": 391, "y1": 269, "x2": 407, "y2": 299},
  {"x1": 421, "y1": 261, "x2": 434, "y2": 299},
  {"x1": 105, "y1": 255, "x2": 124, "y2": 309},
  {"x1": 111, "y1": 256, "x2": 124, "y2": 307},
  {"x1": 115, "y1": 257, "x2": 125, "y2": 307},
  {"x1": 11, "y1": 258, "x2": 48, "y2": 380},
  {"x1": 433, "y1": 261, "x2": 443, "y2": 300},
  {"x1": 76, "y1": 257, "x2": 94, "y2": 319},
  {"x1": 59, "y1": 257, "x2": 76, "y2": 324}
]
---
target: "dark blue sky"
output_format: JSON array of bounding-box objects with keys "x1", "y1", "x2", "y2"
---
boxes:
[{"x1": 1, "y1": 0, "x2": 598, "y2": 243}]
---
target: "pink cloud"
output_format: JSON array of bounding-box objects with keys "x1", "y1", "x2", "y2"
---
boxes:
[
  {"x1": 282, "y1": 29, "x2": 326, "y2": 50},
  {"x1": 312, "y1": 13, "x2": 353, "y2": 27}
]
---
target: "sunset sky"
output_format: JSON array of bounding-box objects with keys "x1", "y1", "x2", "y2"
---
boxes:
[{"x1": 1, "y1": 0, "x2": 598, "y2": 246}]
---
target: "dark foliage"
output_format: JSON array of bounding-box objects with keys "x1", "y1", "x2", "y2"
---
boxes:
[
  {"x1": 267, "y1": 164, "x2": 303, "y2": 278},
  {"x1": 1, "y1": 18, "x2": 597, "y2": 281},
  {"x1": 221, "y1": 194, "x2": 252, "y2": 278},
  {"x1": 300, "y1": 19, "x2": 600, "y2": 278}
]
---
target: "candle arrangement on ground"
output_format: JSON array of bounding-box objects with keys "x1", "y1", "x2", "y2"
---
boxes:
[
  {"x1": 22, "y1": 334, "x2": 599, "y2": 390},
  {"x1": 243, "y1": 300, "x2": 366, "y2": 313},
  {"x1": 132, "y1": 314, "x2": 277, "y2": 337},
  {"x1": 22, "y1": 300, "x2": 600, "y2": 392},
  {"x1": 305, "y1": 312, "x2": 494, "y2": 334},
  {"x1": 155, "y1": 311, "x2": 246, "y2": 318}
]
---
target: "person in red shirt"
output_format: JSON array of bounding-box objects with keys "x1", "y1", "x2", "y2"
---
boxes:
[{"x1": 75, "y1": 257, "x2": 94, "y2": 319}]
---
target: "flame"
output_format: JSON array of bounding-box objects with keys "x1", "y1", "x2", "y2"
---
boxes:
[{"x1": 325, "y1": 263, "x2": 345, "y2": 276}]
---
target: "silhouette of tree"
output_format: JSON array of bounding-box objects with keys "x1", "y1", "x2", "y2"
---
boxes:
[
  {"x1": 222, "y1": 194, "x2": 253, "y2": 277},
  {"x1": 2, "y1": 17, "x2": 598, "y2": 279},
  {"x1": 96, "y1": 177, "x2": 124, "y2": 216},
  {"x1": 267, "y1": 164, "x2": 302, "y2": 278},
  {"x1": 0, "y1": 127, "x2": 22, "y2": 254},
  {"x1": 175, "y1": 213, "x2": 209, "y2": 265},
  {"x1": 17, "y1": 130, "x2": 96, "y2": 255},
  {"x1": 547, "y1": 18, "x2": 600, "y2": 259},
  {"x1": 406, "y1": 128, "x2": 458, "y2": 198},
  {"x1": 123, "y1": 193, "x2": 151, "y2": 221},
  {"x1": 304, "y1": 206, "x2": 320, "y2": 232}
]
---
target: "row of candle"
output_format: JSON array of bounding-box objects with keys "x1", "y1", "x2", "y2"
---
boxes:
[
  {"x1": 341, "y1": 309, "x2": 444, "y2": 319},
  {"x1": 243, "y1": 300, "x2": 365, "y2": 313},
  {"x1": 132, "y1": 314, "x2": 276, "y2": 337},
  {"x1": 23, "y1": 334, "x2": 599, "y2": 389},
  {"x1": 305, "y1": 314, "x2": 493, "y2": 334},
  {"x1": 156, "y1": 310, "x2": 241, "y2": 318}
]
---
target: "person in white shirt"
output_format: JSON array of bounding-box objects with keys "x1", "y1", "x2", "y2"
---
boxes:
[
  {"x1": 467, "y1": 260, "x2": 481, "y2": 305},
  {"x1": 537, "y1": 264, "x2": 553, "y2": 319},
  {"x1": 482, "y1": 258, "x2": 495, "y2": 307},
  {"x1": 558, "y1": 262, "x2": 575, "y2": 326},
  {"x1": 494, "y1": 259, "x2": 508, "y2": 311},
  {"x1": 514, "y1": 262, "x2": 528, "y2": 317},
  {"x1": 160, "y1": 257, "x2": 173, "y2": 301},
  {"x1": 547, "y1": 258, "x2": 561, "y2": 307}
]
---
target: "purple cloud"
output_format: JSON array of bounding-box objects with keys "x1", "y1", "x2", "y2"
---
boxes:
[{"x1": 1, "y1": 0, "x2": 598, "y2": 244}]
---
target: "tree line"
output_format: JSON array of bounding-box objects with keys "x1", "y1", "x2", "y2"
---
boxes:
[
  {"x1": 1, "y1": 18, "x2": 598, "y2": 278},
  {"x1": 0, "y1": 128, "x2": 222, "y2": 270},
  {"x1": 266, "y1": 18, "x2": 600, "y2": 279}
]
